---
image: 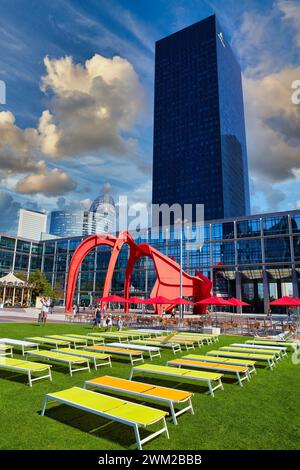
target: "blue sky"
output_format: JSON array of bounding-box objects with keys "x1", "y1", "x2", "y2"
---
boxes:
[{"x1": 0, "y1": 0, "x2": 300, "y2": 233}]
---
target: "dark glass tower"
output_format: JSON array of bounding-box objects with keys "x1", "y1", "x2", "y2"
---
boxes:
[{"x1": 152, "y1": 15, "x2": 250, "y2": 221}]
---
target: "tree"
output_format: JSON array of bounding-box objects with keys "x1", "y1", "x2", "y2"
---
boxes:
[{"x1": 28, "y1": 269, "x2": 56, "y2": 300}]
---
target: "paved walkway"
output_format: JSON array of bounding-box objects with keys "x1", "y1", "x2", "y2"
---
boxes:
[{"x1": 0, "y1": 307, "x2": 66, "y2": 323}]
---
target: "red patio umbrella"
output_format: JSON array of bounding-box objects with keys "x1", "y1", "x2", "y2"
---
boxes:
[
  {"x1": 228, "y1": 297, "x2": 251, "y2": 307},
  {"x1": 195, "y1": 295, "x2": 234, "y2": 306},
  {"x1": 270, "y1": 296, "x2": 300, "y2": 306},
  {"x1": 128, "y1": 297, "x2": 148, "y2": 304},
  {"x1": 169, "y1": 297, "x2": 195, "y2": 305},
  {"x1": 96, "y1": 295, "x2": 128, "y2": 303},
  {"x1": 143, "y1": 296, "x2": 173, "y2": 305}
]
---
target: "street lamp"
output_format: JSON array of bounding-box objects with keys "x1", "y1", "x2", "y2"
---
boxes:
[{"x1": 175, "y1": 217, "x2": 188, "y2": 321}]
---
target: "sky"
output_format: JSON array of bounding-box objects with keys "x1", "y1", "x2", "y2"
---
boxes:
[{"x1": 0, "y1": 0, "x2": 300, "y2": 234}]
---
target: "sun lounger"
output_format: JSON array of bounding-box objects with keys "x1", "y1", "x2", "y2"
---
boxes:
[
  {"x1": 85, "y1": 375, "x2": 194, "y2": 425},
  {"x1": 130, "y1": 364, "x2": 224, "y2": 397},
  {"x1": 134, "y1": 329, "x2": 170, "y2": 336},
  {"x1": 107, "y1": 342, "x2": 161, "y2": 360},
  {"x1": 25, "y1": 336, "x2": 71, "y2": 348},
  {"x1": 232, "y1": 343, "x2": 287, "y2": 358},
  {"x1": 131, "y1": 339, "x2": 181, "y2": 354},
  {"x1": 88, "y1": 332, "x2": 129, "y2": 343},
  {"x1": 207, "y1": 350, "x2": 276, "y2": 370},
  {"x1": 127, "y1": 330, "x2": 152, "y2": 339},
  {"x1": 0, "y1": 338, "x2": 39, "y2": 355},
  {"x1": 0, "y1": 344, "x2": 13, "y2": 357},
  {"x1": 220, "y1": 346, "x2": 281, "y2": 362},
  {"x1": 45, "y1": 335, "x2": 87, "y2": 348},
  {"x1": 0, "y1": 357, "x2": 52, "y2": 387},
  {"x1": 26, "y1": 350, "x2": 90, "y2": 376},
  {"x1": 152, "y1": 336, "x2": 195, "y2": 350},
  {"x1": 246, "y1": 340, "x2": 298, "y2": 350},
  {"x1": 52, "y1": 348, "x2": 112, "y2": 370},
  {"x1": 172, "y1": 336, "x2": 204, "y2": 347},
  {"x1": 64, "y1": 334, "x2": 105, "y2": 345},
  {"x1": 177, "y1": 333, "x2": 219, "y2": 344},
  {"x1": 167, "y1": 358, "x2": 250, "y2": 387},
  {"x1": 41, "y1": 386, "x2": 169, "y2": 450},
  {"x1": 180, "y1": 354, "x2": 257, "y2": 375},
  {"x1": 86, "y1": 345, "x2": 144, "y2": 365}
]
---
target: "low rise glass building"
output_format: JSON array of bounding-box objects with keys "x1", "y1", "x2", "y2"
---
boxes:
[{"x1": 0, "y1": 209, "x2": 299, "y2": 313}]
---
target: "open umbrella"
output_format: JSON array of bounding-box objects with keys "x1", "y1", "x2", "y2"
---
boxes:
[
  {"x1": 96, "y1": 295, "x2": 128, "y2": 303},
  {"x1": 143, "y1": 296, "x2": 173, "y2": 305},
  {"x1": 128, "y1": 297, "x2": 148, "y2": 304},
  {"x1": 169, "y1": 297, "x2": 194, "y2": 305},
  {"x1": 270, "y1": 296, "x2": 300, "y2": 306},
  {"x1": 195, "y1": 295, "x2": 234, "y2": 306},
  {"x1": 228, "y1": 297, "x2": 251, "y2": 307}
]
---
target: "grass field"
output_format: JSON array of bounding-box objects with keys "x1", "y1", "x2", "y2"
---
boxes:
[{"x1": 0, "y1": 322, "x2": 299, "y2": 450}]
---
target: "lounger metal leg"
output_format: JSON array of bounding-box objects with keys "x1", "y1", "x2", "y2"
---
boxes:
[
  {"x1": 129, "y1": 368, "x2": 134, "y2": 380},
  {"x1": 134, "y1": 424, "x2": 142, "y2": 450},
  {"x1": 28, "y1": 371, "x2": 32, "y2": 387},
  {"x1": 208, "y1": 381, "x2": 214, "y2": 397},
  {"x1": 69, "y1": 363, "x2": 73, "y2": 376},
  {"x1": 170, "y1": 402, "x2": 178, "y2": 425},
  {"x1": 237, "y1": 372, "x2": 243, "y2": 387}
]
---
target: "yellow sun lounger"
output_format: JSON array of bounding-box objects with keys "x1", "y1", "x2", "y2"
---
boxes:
[
  {"x1": 207, "y1": 350, "x2": 276, "y2": 370},
  {"x1": 41, "y1": 386, "x2": 169, "y2": 450},
  {"x1": 131, "y1": 339, "x2": 181, "y2": 354},
  {"x1": 25, "y1": 336, "x2": 71, "y2": 348},
  {"x1": 172, "y1": 336, "x2": 204, "y2": 347},
  {"x1": 167, "y1": 358, "x2": 250, "y2": 387},
  {"x1": 0, "y1": 357, "x2": 52, "y2": 387},
  {"x1": 0, "y1": 344, "x2": 13, "y2": 357},
  {"x1": 88, "y1": 332, "x2": 129, "y2": 343},
  {"x1": 231, "y1": 343, "x2": 287, "y2": 358},
  {"x1": 220, "y1": 346, "x2": 281, "y2": 362},
  {"x1": 86, "y1": 345, "x2": 144, "y2": 365},
  {"x1": 152, "y1": 336, "x2": 195, "y2": 351},
  {"x1": 181, "y1": 354, "x2": 257, "y2": 375},
  {"x1": 176, "y1": 333, "x2": 219, "y2": 344},
  {"x1": 64, "y1": 334, "x2": 105, "y2": 345},
  {"x1": 52, "y1": 348, "x2": 112, "y2": 369},
  {"x1": 246, "y1": 340, "x2": 297, "y2": 351},
  {"x1": 85, "y1": 375, "x2": 194, "y2": 425},
  {"x1": 130, "y1": 364, "x2": 224, "y2": 397},
  {"x1": 45, "y1": 335, "x2": 87, "y2": 348},
  {"x1": 25, "y1": 350, "x2": 90, "y2": 376}
]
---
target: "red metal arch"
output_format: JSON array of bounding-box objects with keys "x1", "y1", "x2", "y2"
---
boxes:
[{"x1": 65, "y1": 231, "x2": 212, "y2": 313}]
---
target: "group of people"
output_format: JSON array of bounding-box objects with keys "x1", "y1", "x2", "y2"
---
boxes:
[{"x1": 93, "y1": 305, "x2": 123, "y2": 331}]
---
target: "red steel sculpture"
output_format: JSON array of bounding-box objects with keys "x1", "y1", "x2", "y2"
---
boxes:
[{"x1": 65, "y1": 230, "x2": 212, "y2": 314}]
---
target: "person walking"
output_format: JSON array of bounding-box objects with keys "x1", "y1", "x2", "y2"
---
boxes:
[
  {"x1": 106, "y1": 314, "x2": 113, "y2": 331},
  {"x1": 93, "y1": 305, "x2": 101, "y2": 329},
  {"x1": 117, "y1": 317, "x2": 123, "y2": 331}
]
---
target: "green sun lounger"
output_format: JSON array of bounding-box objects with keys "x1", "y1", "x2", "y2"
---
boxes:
[
  {"x1": 41, "y1": 386, "x2": 169, "y2": 450},
  {"x1": 232, "y1": 343, "x2": 287, "y2": 358},
  {"x1": 0, "y1": 357, "x2": 52, "y2": 387},
  {"x1": 246, "y1": 340, "x2": 298, "y2": 350},
  {"x1": 25, "y1": 350, "x2": 90, "y2": 376},
  {"x1": 207, "y1": 350, "x2": 276, "y2": 370},
  {"x1": 0, "y1": 338, "x2": 39, "y2": 355},
  {"x1": 131, "y1": 339, "x2": 181, "y2": 354},
  {"x1": 88, "y1": 332, "x2": 129, "y2": 343},
  {"x1": 85, "y1": 375, "x2": 194, "y2": 425},
  {"x1": 129, "y1": 364, "x2": 224, "y2": 397},
  {"x1": 172, "y1": 336, "x2": 204, "y2": 347},
  {"x1": 25, "y1": 336, "x2": 71, "y2": 348},
  {"x1": 45, "y1": 335, "x2": 87, "y2": 348},
  {"x1": 52, "y1": 348, "x2": 112, "y2": 369},
  {"x1": 0, "y1": 344, "x2": 13, "y2": 357},
  {"x1": 177, "y1": 333, "x2": 219, "y2": 344},
  {"x1": 180, "y1": 354, "x2": 257, "y2": 375},
  {"x1": 64, "y1": 334, "x2": 105, "y2": 345},
  {"x1": 150, "y1": 336, "x2": 195, "y2": 351},
  {"x1": 220, "y1": 346, "x2": 281, "y2": 362},
  {"x1": 167, "y1": 358, "x2": 250, "y2": 387}
]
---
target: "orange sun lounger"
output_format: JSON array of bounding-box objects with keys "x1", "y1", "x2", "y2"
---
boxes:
[
  {"x1": 85, "y1": 375, "x2": 194, "y2": 425},
  {"x1": 86, "y1": 345, "x2": 144, "y2": 365}
]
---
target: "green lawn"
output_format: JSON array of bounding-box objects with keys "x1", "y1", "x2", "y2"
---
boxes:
[{"x1": 0, "y1": 322, "x2": 299, "y2": 450}]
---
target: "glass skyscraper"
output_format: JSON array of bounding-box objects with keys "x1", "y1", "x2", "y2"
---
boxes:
[{"x1": 152, "y1": 15, "x2": 251, "y2": 221}]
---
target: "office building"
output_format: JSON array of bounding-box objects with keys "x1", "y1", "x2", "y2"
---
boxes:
[
  {"x1": 152, "y1": 15, "x2": 250, "y2": 221},
  {"x1": 17, "y1": 209, "x2": 47, "y2": 242}
]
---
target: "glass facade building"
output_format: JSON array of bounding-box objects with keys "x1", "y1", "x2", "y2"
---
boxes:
[
  {"x1": 1, "y1": 210, "x2": 300, "y2": 313},
  {"x1": 152, "y1": 15, "x2": 250, "y2": 221}
]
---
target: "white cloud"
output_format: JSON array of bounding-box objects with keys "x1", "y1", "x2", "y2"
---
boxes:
[
  {"x1": 277, "y1": 0, "x2": 300, "y2": 47},
  {"x1": 15, "y1": 166, "x2": 76, "y2": 196}
]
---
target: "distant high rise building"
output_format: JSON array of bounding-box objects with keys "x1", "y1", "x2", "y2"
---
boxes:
[
  {"x1": 17, "y1": 209, "x2": 47, "y2": 241},
  {"x1": 152, "y1": 15, "x2": 250, "y2": 221},
  {"x1": 49, "y1": 194, "x2": 116, "y2": 238}
]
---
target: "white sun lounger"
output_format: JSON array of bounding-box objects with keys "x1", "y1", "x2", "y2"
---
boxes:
[{"x1": 0, "y1": 338, "x2": 39, "y2": 355}]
